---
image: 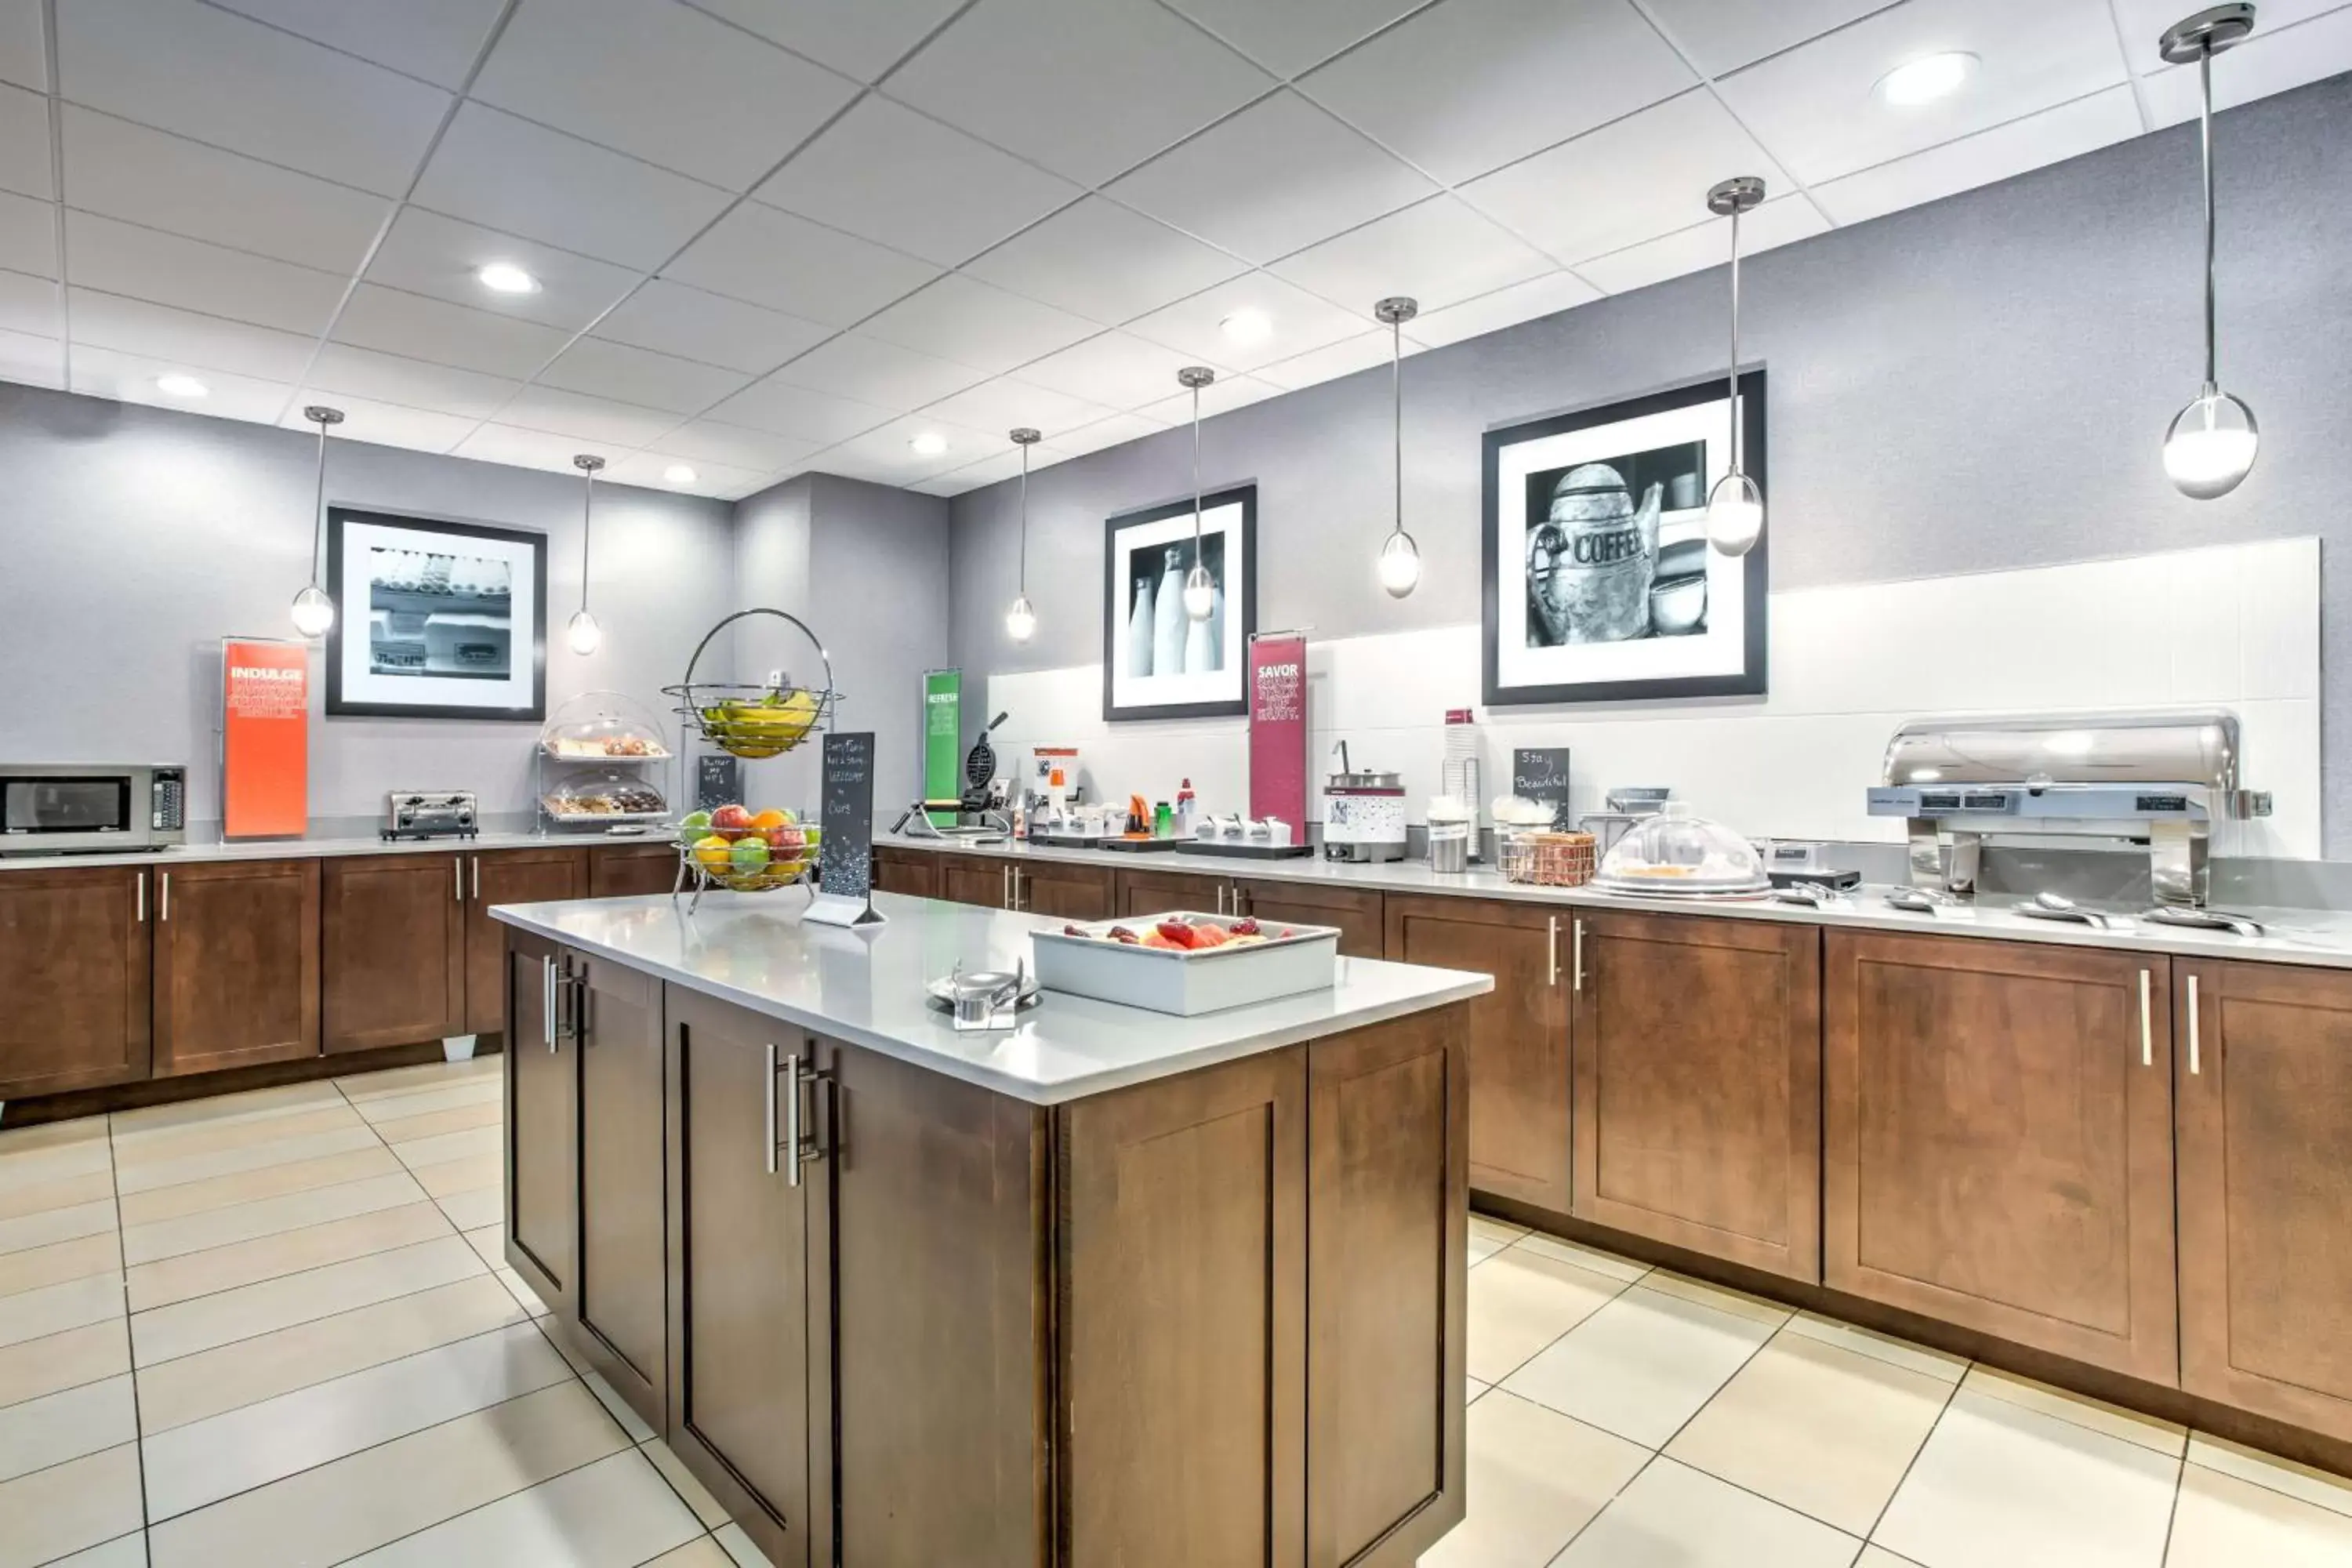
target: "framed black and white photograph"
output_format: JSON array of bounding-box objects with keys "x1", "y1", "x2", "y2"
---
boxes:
[
  {"x1": 1483, "y1": 370, "x2": 1767, "y2": 706},
  {"x1": 1102, "y1": 485, "x2": 1256, "y2": 721},
  {"x1": 324, "y1": 507, "x2": 548, "y2": 720}
]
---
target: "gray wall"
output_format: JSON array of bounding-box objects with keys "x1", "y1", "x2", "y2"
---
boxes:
[{"x1": 949, "y1": 73, "x2": 2352, "y2": 852}]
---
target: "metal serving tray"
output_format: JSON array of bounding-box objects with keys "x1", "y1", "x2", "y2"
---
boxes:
[{"x1": 1030, "y1": 911, "x2": 1339, "y2": 1016}]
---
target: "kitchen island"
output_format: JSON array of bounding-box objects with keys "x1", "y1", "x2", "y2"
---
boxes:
[{"x1": 492, "y1": 890, "x2": 1491, "y2": 1568}]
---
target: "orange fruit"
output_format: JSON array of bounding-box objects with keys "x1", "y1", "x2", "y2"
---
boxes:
[{"x1": 749, "y1": 808, "x2": 789, "y2": 833}]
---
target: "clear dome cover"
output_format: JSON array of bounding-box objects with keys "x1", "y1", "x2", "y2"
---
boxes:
[
  {"x1": 539, "y1": 691, "x2": 670, "y2": 759},
  {"x1": 1594, "y1": 804, "x2": 1769, "y2": 895},
  {"x1": 539, "y1": 764, "x2": 667, "y2": 822}
]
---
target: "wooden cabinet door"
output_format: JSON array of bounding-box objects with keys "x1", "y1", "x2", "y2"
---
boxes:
[
  {"x1": 873, "y1": 848, "x2": 935, "y2": 899},
  {"x1": 1307, "y1": 1008, "x2": 1468, "y2": 1568},
  {"x1": 2176, "y1": 960, "x2": 2352, "y2": 1440},
  {"x1": 1573, "y1": 912, "x2": 1821, "y2": 1282},
  {"x1": 1385, "y1": 895, "x2": 1569, "y2": 1212},
  {"x1": 588, "y1": 844, "x2": 680, "y2": 899},
  {"x1": 936, "y1": 854, "x2": 1008, "y2": 909},
  {"x1": 1014, "y1": 862, "x2": 1113, "y2": 920},
  {"x1": 573, "y1": 949, "x2": 666, "y2": 1432},
  {"x1": 154, "y1": 859, "x2": 321, "y2": 1077},
  {"x1": 322, "y1": 853, "x2": 466, "y2": 1053},
  {"x1": 1061, "y1": 1045, "x2": 1306, "y2": 1568},
  {"x1": 505, "y1": 931, "x2": 575, "y2": 1319},
  {"x1": 0, "y1": 866, "x2": 150, "y2": 1100},
  {"x1": 664, "y1": 985, "x2": 821, "y2": 1568},
  {"x1": 1236, "y1": 879, "x2": 1385, "y2": 959},
  {"x1": 1824, "y1": 931, "x2": 2177, "y2": 1382},
  {"x1": 463, "y1": 849, "x2": 584, "y2": 1036},
  {"x1": 1115, "y1": 865, "x2": 1222, "y2": 918}
]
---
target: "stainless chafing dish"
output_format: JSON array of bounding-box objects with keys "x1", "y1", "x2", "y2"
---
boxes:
[{"x1": 1867, "y1": 711, "x2": 2271, "y2": 908}]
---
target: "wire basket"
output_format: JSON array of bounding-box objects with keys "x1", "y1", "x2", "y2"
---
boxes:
[
  {"x1": 674, "y1": 827, "x2": 820, "y2": 895},
  {"x1": 663, "y1": 608, "x2": 841, "y2": 760},
  {"x1": 1499, "y1": 829, "x2": 1598, "y2": 888}
]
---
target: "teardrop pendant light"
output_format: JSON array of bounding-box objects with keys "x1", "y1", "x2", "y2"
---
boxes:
[
  {"x1": 1704, "y1": 176, "x2": 1766, "y2": 558},
  {"x1": 1005, "y1": 426, "x2": 1040, "y2": 644},
  {"x1": 1374, "y1": 296, "x2": 1421, "y2": 598},
  {"x1": 567, "y1": 454, "x2": 604, "y2": 655},
  {"x1": 289, "y1": 405, "x2": 343, "y2": 637},
  {"x1": 2159, "y1": 4, "x2": 2259, "y2": 499},
  {"x1": 1178, "y1": 366, "x2": 1217, "y2": 620}
]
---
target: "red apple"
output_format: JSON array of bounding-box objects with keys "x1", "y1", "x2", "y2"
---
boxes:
[{"x1": 710, "y1": 804, "x2": 753, "y2": 840}]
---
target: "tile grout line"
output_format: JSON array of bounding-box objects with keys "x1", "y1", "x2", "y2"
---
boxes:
[
  {"x1": 100, "y1": 1107, "x2": 154, "y2": 1555},
  {"x1": 1849, "y1": 1339, "x2": 1968, "y2": 1550}
]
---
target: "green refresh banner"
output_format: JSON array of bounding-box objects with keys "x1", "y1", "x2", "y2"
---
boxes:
[{"x1": 922, "y1": 669, "x2": 961, "y2": 826}]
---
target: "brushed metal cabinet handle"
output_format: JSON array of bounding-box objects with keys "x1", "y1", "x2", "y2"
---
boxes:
[
  {"x1": 159, "y1": 872, "x2": 169, "y2": 923},
  {"x1": 471, "y1": 856, "x2": 480, "y2": 902},
  {"x1": 1573, "y1": 918, "x2": 1585, "y2": 993},
  {"x1": 543, "y1": 957, "x2": 557, "y2": 1053},
  {"x1": 2187, "y1": 975, "x2": 2201, "y2": 1076},
  {"x1": 765, "y1": 1043, "x2": 780, "y2": 1176},
  {"x1": 2139, "y1": 968, "x2": 2154, "y2": 1067},
  {"x1": 136, "y1": 870, "x2": 145, "y2": 924},
  {"x1": 1547, "y1": 916, "x2": 1559, "y2": 987},
  {"x1": 784, "y1": 1051, "x2": 804, "y2": 1188},
  {"x1": 454, "y1": 856, "x2": 463, "y2": 903}
]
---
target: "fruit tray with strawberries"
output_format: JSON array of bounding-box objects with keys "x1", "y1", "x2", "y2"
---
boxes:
[{"x1": 1029, "y1": 910, "x2": 1340, "y2": 1018}]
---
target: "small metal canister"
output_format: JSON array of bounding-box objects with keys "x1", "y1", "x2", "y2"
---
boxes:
[{"x1": 1528, "y1": 463, "x2": 1661, "y2": 644}]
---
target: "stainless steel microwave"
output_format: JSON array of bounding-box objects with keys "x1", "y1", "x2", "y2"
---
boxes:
[{"x1": 0, "y1": 764, "x2": 187, "y2": 854}]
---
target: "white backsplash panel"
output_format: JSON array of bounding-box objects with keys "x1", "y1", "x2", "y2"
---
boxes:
[{"x1": 989, "y1": 538, "x2": 2321, "y2": 861}]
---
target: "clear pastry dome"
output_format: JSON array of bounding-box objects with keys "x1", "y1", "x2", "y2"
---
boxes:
[{"x1": 1594, "y1": 804, "x2": 1769, "y2": 895}]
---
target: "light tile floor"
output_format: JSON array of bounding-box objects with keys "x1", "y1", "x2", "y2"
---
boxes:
[{"x1": 4, "y1": 1065, "x2": 2350, "y2": 1566}]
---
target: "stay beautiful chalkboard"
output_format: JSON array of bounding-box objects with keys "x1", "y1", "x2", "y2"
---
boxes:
[
  {"x1": 807, "y1": 731, "x2": 883, "y2": 927},
  {"x1": 1512, "y1": 747, "x2": 1573, "y2": 829}
]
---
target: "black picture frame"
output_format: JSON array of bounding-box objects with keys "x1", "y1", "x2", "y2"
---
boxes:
[
  {"x1": 1101, "y1": 484, "x2": 1258, "y2": 722},
  {"x1": 325, "y1": 506, "x2": 550, "y2": 720},
  {"x1": 1481, "y1": 369, "x2": 1768, "y2": 707}
]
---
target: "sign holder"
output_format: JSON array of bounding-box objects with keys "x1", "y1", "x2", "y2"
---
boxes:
[{"x1": 807, "y1": 730, "x2": 885, "y2": 929}]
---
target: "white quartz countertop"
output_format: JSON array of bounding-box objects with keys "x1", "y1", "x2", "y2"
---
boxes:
[
  {"x1": 0, "y1": 829, "x2": 673, "y2": 873},
  {"x1": 490, "y1": 892, "x2": 1493, "y2": 1105},
  {"x1": 877, "y1": 833, "x2": 2352, "y2": 972}
]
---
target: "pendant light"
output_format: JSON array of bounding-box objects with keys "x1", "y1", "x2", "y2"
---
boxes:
[
  {"x1": 289, "y1": 405, "x2": 343, "y2": 637},
  {"x1": 1374, "y1": 296, "x2": 1421, "y2": 598},
  {"x1": 2159, "y1": 4, "x2": 2259, "y2": 499},
  {"x1": 1177, "y1": 366, "x2": 1217, "y2": 620},
  {"x1": 1005, "y1": 426, "x2": 1040, "y2": 643},
  {"x1": 1703, "y1": 176, "x2": 1766, "y2": 558},
  {"x1": 567, "y1": 454, "x2": 604, "y2": 655}
]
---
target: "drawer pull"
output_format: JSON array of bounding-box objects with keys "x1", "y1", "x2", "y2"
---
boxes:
[
  {"x1": 471, "y1": 856, "x2": 480, "y2": 901},
  {"x1": 159, "y1": 872, "x2": 170, "y2": 923},
  {"x1": 766, "y1": 1043, "x2": 780, "y2": 1176},
  {"x1": 2139, "y1": 968, "x2": 2153, "y2": 1067},
  {"x1": 136, "y1": 871, "x2": 145, "y2": 924},
  {"x1": 2188, "y1": 975, "x2": 2201, "y2": 1076},
  {"x1": 1573, "y1": 919, "x2": 1585, "y2": 992},
  {"x1": 785, "y1": 1051, "x2": 804, "y2": 1188},
  {"x1": 1547, "y1": 916, "x2": 1559, "y2": 987},
  {"x1": 543, "y1": 956, "x2": 557, "y2": 1053}
]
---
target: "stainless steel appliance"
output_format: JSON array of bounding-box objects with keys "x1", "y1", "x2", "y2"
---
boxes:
[
  {"x1": 1578, "y1": 786, "x2": 1671, "y2": 856},
  {"x1": 1867, "y1": 710, "x2": 2272, "y2": 907},
  {"x1": 1323, "y1": 743, "x2": 1406, "y2": 864},
  {"x1": 0, "y1": 764, "x2": 185, "y2": 854},
  {"x1": 383, "y1": 790, "x2": 479, "y2": 842}
]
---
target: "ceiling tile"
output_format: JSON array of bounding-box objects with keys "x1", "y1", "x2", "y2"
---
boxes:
[
  {"x1": 1109, "y1": 89, "x2": 1436, "y2": 263},
  {"x1": 59, "y1": 107, "x2": 392, "y2": 272},
  {"x1": 703, "y1": 376, "x2": 897, "y2": 444},
  {"x1": 471, "y1": 0, "x2": 857, "y2": 192},
  {"x1": 535, "y1": 336, "x2": 752, "y2": 415},
  {"x1": 1813, "y1": 85, "x2": 2142, "y2": 225},
  {"x1": 0, "y1": 267, "x2": 57, "y2": 335},
  {"x1": 590, "y1": 280, "x2": 831, "y2": 375},
  {"x1": 207, "y1": 0, "x2": 504, "y2": 88},
  {"x1": 65, "y1": 210, "x2": 344, "y2": 334},
  {"x1": 1573, "y1": 192, "x2": 1828, "y2": 296},
  {"x1": 1055, "y1": 410, "x2": 1169, "y2": 457},
  {"x1": 1460, "y1": 89, "x2": 1785, "y2": 263},
  {"x1": 645, "y1": 418, "x2": 822, "y2": 473},
  {"x1": 1640, "y1": 0, "x2": 1894, "y2": 78},
  {"x1": 331, "y1": 282, "x2": 572, "y2": 378},
  {"x1": 411, "y1": 103, "x2": 732, "y2": 270},
  {"x1": 1015, "y1": 329, "x2": 1222, "y2": 410},
  {"x1": 0, "y1": 81, "x2": 52, "y2": 198},
  {"x1": 0, "y1": 325, "x2": 66, "y2": 388},
  {"x1": 691, "y1": 0, "x2": 966, "y2": 83},
  {"x1": 2137, "y1": 6, "x2": 2352, "y2": 125},
  {"x1": 0, "y1": 0, "x2": 46, "y2": 90},
  {"x1": 1163, "y1": 0, "x2": 1428, "y2": 78},
  {"x1": 1254, "y1": 328, "x2": 1413, "y2": 390},
  {"x1": 497, "y1": 384, "x2": 682, "y2": 448},
  {"x1": 603, "y1": 448, "x2": 770, "y2": 497},
  {"x1": 1134, "y1": 371, "x2": 1279, "y2": 425},
  {"x1": 2114, "y1": 0, "x2": 2347, "y2": 76},
  {"x1": 1405, "y1": 267, "x2": 1599, "y2": 347},
  {"x1": 1715, "y1": 0, "x2": 2129, "y2": 185},
  {"x1": 1125, "y1": 273, "x2": 1370, "y2": 373},
  {"x1": 364, "y1": 209, "x2": 641, "y2": 331},
  {"x1": 451, "y1": 421, "x2": 592, "y2": 475},
  {"x1": 770, "y1": 330, "x2": 986, "y2": 408},
  {"x1": 1302, "y1": 0, "x2": 1697, "y2": 183},
  {"x1": 1269, "y1": 194, "x2": 1552, "y2": 313},
  {"x1": 961, "y1": 197, "x2": 1248, "y2": 326},
  {"x1": 884, "y1": 0, "x2": 1273, "y2": 185},
  {"x1": 917, "y1": 376, "x2": 1117, "y2": 439},
  {"x1": 857, "y1": 274, "x2": 1098, "y2": 375},
  {"x1": 914, "y1": 437, "x2": 1073, "y2": 495},
  {"x1": 70, "y1": 343, "x2": 289, "y2": 421},
  {"x1": 278, "y1": 391, "x2": 479, "y2": 455},
  {"x1": 0, "y1": 187, "x2": 55, "y2": 276},
  {"x1": 306, "y1": 341, "x2": 521, "y2": 420},
  {"x1": 809, "y1": 411, "x2": 995, "y2": 484},
  {"x1": 754, "y1": 96, "x2": 1080, "y2": 267},
  {"x1": 68, "y1": 288, "x2": 318, "y2": 379},
  {"x1": 662, "y1": 201, "x2": 939, "y2": 325},
  {"x1": 56, "y1": 0, "x2": 451, "y2": 195}
]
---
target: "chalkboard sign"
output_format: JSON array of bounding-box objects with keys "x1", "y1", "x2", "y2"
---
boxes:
[
  {"x1": 818, "y1": 731, "x2": 876, "y2": 903},
  {"x1": 1512, "y1": 747, "x2": 1573, "y2": 829},
  {"x1": 695, "y1": 753, "x2": 740, "y2": 814}
]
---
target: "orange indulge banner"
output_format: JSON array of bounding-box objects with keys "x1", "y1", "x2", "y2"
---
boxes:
[{"x1": 223, "y1": 637, "x2": 310, "y2": 838}]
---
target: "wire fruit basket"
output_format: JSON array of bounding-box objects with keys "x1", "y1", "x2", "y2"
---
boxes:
[
  {"x1": 662, "y1": 608, "x2": 841, "y2": 760},
  {"x1": 672, "y1": 817, "x2": 823, "y2": 911},
  {"x1": 1499, "y1": 829, "x2": 1598, "y2": 887}
]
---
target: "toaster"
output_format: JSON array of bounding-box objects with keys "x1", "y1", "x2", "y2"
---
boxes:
[{"x1": 383, "y1": 790, "x2": 479, "y2": 842}]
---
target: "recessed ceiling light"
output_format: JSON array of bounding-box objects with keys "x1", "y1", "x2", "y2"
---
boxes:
[
  {"x1": 475, "y1": 262, "x2": 541, "y2": 296},
  {"x1": 1875, "y1": 51, "x2": 1978, "y2": 107},
  {"x1": 909, "y1": 432, "x2": 949, "y2": 457},
  {"x1": 154, "y1": 372, "x2": 209, "y2": 398},
  {"x1": 1220, "y1": 308, "x2": 1272, "y2": 344},
  {"x1": 662, "y1": 463, "x2": 698, "y2": 485}
]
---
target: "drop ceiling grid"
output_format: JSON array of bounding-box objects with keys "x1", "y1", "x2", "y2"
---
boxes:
[{"x1": 0, "y1": 0, "x2": 2343, "y2": 499}]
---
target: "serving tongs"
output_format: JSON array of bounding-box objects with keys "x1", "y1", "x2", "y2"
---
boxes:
[
  {"x1": 2141, "y1": 903, "x2": 2267, "y2": 938},
  {"x1": 2015, "y1": 891, "x2": 2122, "y2": 930}
]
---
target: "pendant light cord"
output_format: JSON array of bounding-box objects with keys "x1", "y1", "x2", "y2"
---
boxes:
[
  {"x1": 2199, "y1": 46, "x2": 2218, "y2": 392},
  {"x1": 1191, "y1": 381, "x2": 1203, "y2": 551},
  {"x1": 1391, "y1": 317, "x2": 1403, "y2": 536},
  {"x1": 1727, "y1": 202, "x2": 1744, "y2": 475},
  {"x1": 578, "y1": 468, "x2": 593, "y2": 616},
  {"x1": 309, "y1": 419, "x2": 327, "y2": 586},
  {"x1": 1017, "y1": 441, "x2": 1029, "y2": 593}
]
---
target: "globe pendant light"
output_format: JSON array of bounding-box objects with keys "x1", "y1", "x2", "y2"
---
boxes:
[
  {"x1": 2159, "y1": 4, "x2": 2259, "y2": 499},
  {"x1": 567, "y1": 454, "x2": 604, "y2": 655},
  {"x1": 1704, "y1": 176, "x2": 1766, "y2": 557},
  {"x1": 289, "y1": 405, "x2": 343, "y2": 637},
  {"x1": 1177, "y1": 366, "x2": 1217, "y2": 620},
  {"x1": 1005, "y1": 427, "x2": 1040, "y2": 643},
  {"x1": 1374, "y1": 296, "x2": 1421, "y2": 598}
]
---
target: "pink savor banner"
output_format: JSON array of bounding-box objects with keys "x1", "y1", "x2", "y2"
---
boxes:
[{"x1": 1247, "y1": 633, "x2": 1308, "y2": 830}]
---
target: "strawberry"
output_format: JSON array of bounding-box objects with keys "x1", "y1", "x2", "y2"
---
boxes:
[
  {"x1": 1229, "y1": 917, "x2": 1261, "y2": 936},
  {"x1": 1156, "y1": 920, "x2": 1199, "y2": 949},
  {"x1": 1106, "y1": 926, "x2": 1141, "y2": 944}
]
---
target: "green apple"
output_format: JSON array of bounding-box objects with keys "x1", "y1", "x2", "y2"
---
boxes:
[
  {"x1": 680, "y1": 809, "x2": 713, "y2": 833},
  {"x1": 729, "y1": 837, "x2": 771, "y2": 871}
]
